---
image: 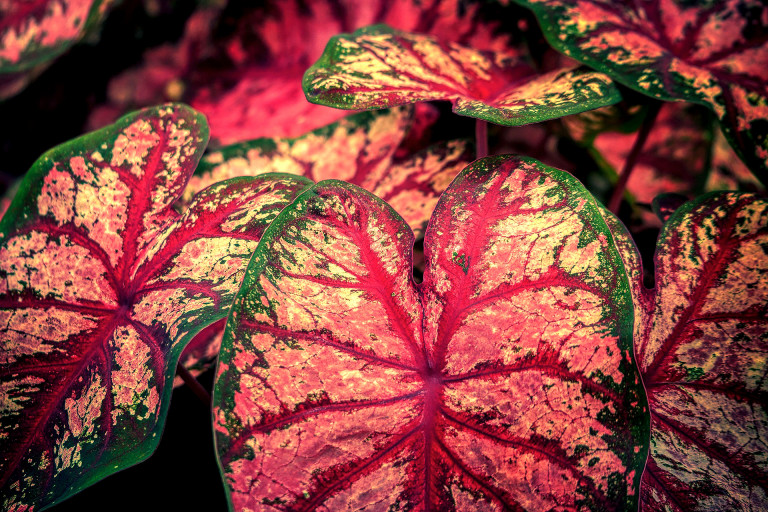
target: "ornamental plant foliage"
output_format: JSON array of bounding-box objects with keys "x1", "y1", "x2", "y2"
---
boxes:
[{"x1": 0, "y1": 2, "x2": 766, "y2": 512}]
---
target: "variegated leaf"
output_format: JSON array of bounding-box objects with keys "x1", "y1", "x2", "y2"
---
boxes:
[
  {"x1": 303, "y1": 24, "x2": 622, "y2": 126},
  {"x1": 214, "y1": 155, "x2": 648, "y2": 510},
  {"x1": 514, "y1": 0, "x2": 768, "y2": 181},
  {"x1": 0, "y1": 104, "x2": 313, "y2": 510},
  {"x1": 603, "y1": 194, "x2": 768, "y2": 511},
  {"x1": 0, "y1": 0, "x2": 112, "y2": 73},
  {"x1": 190, "y1": 107, "x2": 472, "y2": 237}
]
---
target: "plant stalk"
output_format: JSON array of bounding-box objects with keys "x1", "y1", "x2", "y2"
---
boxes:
[
  {"x1": 475, "y1": 118, "x2": 488, "y2": 159},
  {"x1": 176, "y1": 363, "x2": 211, "y2": 406},
  {"x1": 607, "y1": 101, "x2": 663, "y2": 214}
]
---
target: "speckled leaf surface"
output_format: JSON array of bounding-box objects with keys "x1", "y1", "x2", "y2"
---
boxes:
[
  {"x1": 214, "y1": 155, "x2": 648, "y2": 510},
  {"x1": 605, "y1": 194, "x2": 768, "y2": 510},
  {"x1": 189, "y1": 107, "x2": 472, "y2": 237},
  {"x1": 0, "y1": 104, "x2": 313, "y2": 510},
  {"x1": 514, "y1": 0, "x2": 768, "y2": 181},
  {"x1": 303, "y1": 24, "x2": 621, "y2": 126},
  {"x1": 0, "y1": 0, "x2": 111, "y2": 73}
]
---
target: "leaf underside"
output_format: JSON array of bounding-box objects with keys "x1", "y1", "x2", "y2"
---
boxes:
[
  {"x1": 303, "y1": 24, "x2": 621, "y2": 126},
  {"x1": 515, "y1": 0, "x2": 768, "y2": 181},
  {"x1": 0, "y1": 104, "x2": 312, "y2": 510},
  {"x1": 214, "y1": 155, "x2": 648, "y2": 511}
]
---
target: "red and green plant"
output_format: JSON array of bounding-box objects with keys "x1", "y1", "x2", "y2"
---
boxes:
[{"x1": 0, "y1": 1, "x2": 766, "y2": 511}]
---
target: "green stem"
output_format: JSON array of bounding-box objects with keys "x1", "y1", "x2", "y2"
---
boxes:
[
  {"x1": 607, "y1": 101, "x2": 663, "y2": 214},
  {"x1": 176, "y1": 363, "x2": 211, "y2": 406},
  {"x1": 475, "y1": 118, "x2": 488, "y2": 159}
]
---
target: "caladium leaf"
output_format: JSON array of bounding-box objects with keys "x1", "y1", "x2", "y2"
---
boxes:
[
  {"x1": 189, "y1": 107, "x2": 473, "y2": 236},
  {"x1": 0, "y1": 104, "x2": 313, "y2": 510},
  {"x1": 303, "y1": 24, "x2": 622, "y2": 126},
  {"x1": 214, "y1": 155, "x2": 648, "y2": 510},
  {"x1": 0, "y1": 0, "x2": 112, "y2": 73},
  {"x1": 514, "y1": 0, "x2": 768, "y2": 181},
  {"x1": 603, "y1": 194, "x2": 768, "y2": 510}
]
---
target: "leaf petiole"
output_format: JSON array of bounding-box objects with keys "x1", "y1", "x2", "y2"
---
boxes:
[
  {"x1": 607, "y1": 100, "x2": 663, "y2": 214},
  {"x1": 475, "y1": 118, "x2": 488, "y2": 158},
  {"x1": 176, "y1": 363, "x2": 211, "y2": 406}
]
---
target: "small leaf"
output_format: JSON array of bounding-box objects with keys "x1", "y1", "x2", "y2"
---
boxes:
[
  {"x1": 0, "y1": 104, "x2": 312, "y2": 510},
  {"x1": 0, "y1": 0, "x2": 112, "y2": 73},
  {"x1": 303, "y1": 24, "x2": 622, "y2": 126},
  {"x1": 189, "y1": 107, "x2": 473, "y2": 236},
  {"x1": 214, "y1": 155, "x2": 648, "y2": 510},
  {"x1": 604, "y1": 194, "x2": 768, "y2": 510},
  {"x1": 514, "y1": 0, "x2": 768, "y2": 181}
]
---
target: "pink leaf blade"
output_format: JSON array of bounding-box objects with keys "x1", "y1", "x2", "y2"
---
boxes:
[
  {"x1": 0, "y1": 0, "x2": 112, "y2": 73},
  {"x1": 514, "y1": 0, "x2": 768, "y2": 181},
  {"x1": 0, "y1": 104, "x2": 313, "y2": 510},
  {"x1": 624, "y1": 192, "x2": 768, "y2": 510},
  {"x1": 188, "y1": 107, "x2": 473, "y2": 238},
  {"x1": 214, "y1": 157, "x2": 648, "y2": 510},
  {"x1": 303, "y1": 24, "x2": 621, "y2": 126}
]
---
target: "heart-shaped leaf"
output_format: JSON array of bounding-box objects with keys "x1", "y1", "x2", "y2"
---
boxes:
[
  {"x1": 602, "y1": 194, "x2": 768, "y2": 510},
  {"x1": 188, "y1": 107, "x2": 472, "y2": 236},
  {"x1": 303, "y1": 24, "x2": 622, "y2": 126},
  {"x1": 0, "y1": 104, "x2": 313, "y2": 510},
  {"x1": 0, "y1": 0, "x2": 112, "y2": 73},
  {"x1": 214, "y1": 155, "x2": 648, "y2": 510},
  {"x1": 514, "y1": 0, "x2": 768, "y2": 181}
]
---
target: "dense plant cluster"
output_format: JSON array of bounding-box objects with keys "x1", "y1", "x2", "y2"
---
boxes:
[{"x1": 0, "y1": 1, "x2": 766, "y2": 511}]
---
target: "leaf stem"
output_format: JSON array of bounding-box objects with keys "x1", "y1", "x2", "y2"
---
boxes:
[
  {"x1": 475, "y1": 118, "x2": 488, "y2": 159},
  {"x1": 607, "y1": 101, "x2": 663, "y2": 214},
  {"x1": 176, "y1": 363, "x2": 211, "y2": 406}
]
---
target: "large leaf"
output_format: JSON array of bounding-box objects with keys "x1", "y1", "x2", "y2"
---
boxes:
[
  {"x1": 514, "y1": 0, "x2": 768, "y2": 181},
  {"x1": 0, "y1": 0, "x2": 111, "y2": 73},
  {"x1": 0, "y1": 104, "x2": 313, "y2": 510},
  {"x1": 176, "y1": 107, "x2": 467, "y2": 383},
  {"x1": 214, "y1": 155, "x2": 648, "y2": 510},
  {"x1": 303, "y1": 24, "x2": 621, "y2": 126},
  {"x1": 188, "y1": 107, "x2": 473, "y2": 236},
  {"x1": 603, "y1": 194, "x2": 768, "y2": 510}
]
